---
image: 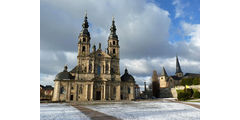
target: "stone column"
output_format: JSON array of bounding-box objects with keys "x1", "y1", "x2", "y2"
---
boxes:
[
  {"x1": 103, "y1": 82, "x2": 106, "y2": 100},
  {"x1": 86, "y1": 61, "x2": 89, "y2": 73},
  {"x1": 108, "y1": 62, "x2": 111, "y2": 74},
  {"x1": 67, "y1": 82, "x2": 71, "y2": 101},
  {"x1": 85, "y1": 84, "x2": 88, "y2": 100},
  {"x1": 92, "y1": 61, "x2": 94, "y2": 73},
  {"x1": 116, "y1": 84, "x2": 121, "y2": 100},
  {"x1": 52, "y1": 81, "x2": 60, "y2": 102},
  {"x1": 90, "y1": 83, "x2": 93, "y2": 101},
  {"x1": 103, "y1": 61, "x2": 106, "y2": 74},
  {"x1": 108, "y1": 85, "x2": 111, "y2": 100}
]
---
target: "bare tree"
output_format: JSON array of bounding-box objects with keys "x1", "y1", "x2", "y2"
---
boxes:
[{"x1": 152, "y1": 70, "x2": 160, "y2": 98}]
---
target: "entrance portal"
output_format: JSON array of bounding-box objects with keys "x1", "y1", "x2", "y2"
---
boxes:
[
  {"x1": 70, "y1": 95, "x2": 73, "y2": 101},
  {"x1": 96, "y1": 91, "x2": 101, "y2": 100}
]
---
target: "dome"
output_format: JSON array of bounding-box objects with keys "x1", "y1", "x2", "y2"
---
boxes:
[
  {"x1": 121, "y1": 68, "x2": 135, "y2": 82},
  {"x1": 55, "y1": 65, "x2": 73, "y2": 80}
]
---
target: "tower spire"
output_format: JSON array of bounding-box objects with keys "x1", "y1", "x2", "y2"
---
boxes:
[
  {"x1": 80, "y1": 11, "x2": 90, "y2": 36},
  {"x1": 161, "y1": 67, "x2": 168, "y2": 77},
  {"x1": 176, "y1": 55, "x2": 183, "y2": 74},
  {"x1": 109, "y1": 16, "x2": 118, "y2": 39}
]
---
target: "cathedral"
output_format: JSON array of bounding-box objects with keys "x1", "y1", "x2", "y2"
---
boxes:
[{"x1": 52, "y1": 13, "x2": 136, "y2": 102}]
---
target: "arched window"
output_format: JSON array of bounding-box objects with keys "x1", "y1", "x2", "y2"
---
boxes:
[
  {"x1": 83, "y1": 38, "x2": 86, "y2": 42},
  {"x1": 113, "y1": 41, "x2": 115, "y2": 45},
  {"x1": 82, "y1": 46, "x2": 86, "y2": 52},
  {"x1": 128, "y1": 87, "x2": 131, "y2": 94},
  {"x1": 89, "y1": 63, "x2": 92, "y2": 72},
  {"x1": 106, "y1": 64, "x2": 109, "y2": 73},
  {"x1": 60, "y1": 87, "x2": 65, "y2": 94},
  {"x1": 113, "y1": 49, "x2": 116, "y2": 54},
  {"x1": 97, "y1": 65, "x2": 101, "y2": 75},
  {"x1": 111, "y1": 68, "x2": 114, "y2": 74}
]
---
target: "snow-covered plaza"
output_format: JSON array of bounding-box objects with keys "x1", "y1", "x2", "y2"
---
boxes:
[
  {"x1": 40, "y1": 100, "x2": 200, "y2": 120},
  {"x1": 40, "y1": 103, "x2": 90, "y2": 120}
]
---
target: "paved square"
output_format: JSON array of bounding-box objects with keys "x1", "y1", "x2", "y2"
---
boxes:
[{"x1": 40, "y1": 100, "x2": 199, "y2": 120}]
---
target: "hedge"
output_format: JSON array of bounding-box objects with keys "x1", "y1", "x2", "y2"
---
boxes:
[
  {"x1": 177, "y1": 88, "x2": 200, "y2": 101},
  {"x1": 193, "y1": 91, "x2": 200, "y2": 98}
]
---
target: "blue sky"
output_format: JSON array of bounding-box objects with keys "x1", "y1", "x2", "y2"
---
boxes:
[
  {"x1": 160, "y1": 0, "x2": 199, "y2": 42},
  {"x1": 40, "y1": 0, "x2": 200, "y2": 90},
  {"x1": 147, "y1": 0, "x2": 200, "y2": 43}
]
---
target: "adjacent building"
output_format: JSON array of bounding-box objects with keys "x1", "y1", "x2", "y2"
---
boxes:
[{"x1": 40, "y1": 85, "x2": 54, "y2": 101}]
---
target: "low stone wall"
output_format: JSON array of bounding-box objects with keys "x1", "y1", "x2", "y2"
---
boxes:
[
  {"x1": 171, "y1": 88, "x2": 178, "y2": 98},
  {"x1": 171, "y1": 85, "x2": 200, "y2": 98}
]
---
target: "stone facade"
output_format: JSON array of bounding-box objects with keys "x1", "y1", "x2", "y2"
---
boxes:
[
  {"x1": 159, "y1": 67, "x2": 168, "y2": 88},
  {"x1": 52, "y1": 14, "x2": 136, "y2": 102}
]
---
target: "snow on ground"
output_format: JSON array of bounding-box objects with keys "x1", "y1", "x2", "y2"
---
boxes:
[
  {"x1": 183, "y1": 102, "x2": 200, "y2": 105},
  {"x1": 40, "y1": 103, "x2": 90, "y2": 120},
  {"x1": 85, "y1": 100, "x2": 200, "y2": 120}
]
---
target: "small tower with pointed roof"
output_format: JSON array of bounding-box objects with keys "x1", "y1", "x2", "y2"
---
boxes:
[
  {"x1": 159, "y1": 67, "x2": 168, "y2": 88},
  {"x1": 175, "y1": 55, "x2": 183, "y2": 77}
]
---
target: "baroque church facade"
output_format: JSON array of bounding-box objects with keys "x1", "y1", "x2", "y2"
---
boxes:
[{"x1": 52, "y1": 13, "x2": 136, "y2": 102}]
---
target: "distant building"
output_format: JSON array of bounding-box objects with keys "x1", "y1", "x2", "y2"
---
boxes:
[
  {"x1": 135, "y1": 84, "x2": 141, "y2": 99},
  {"x1": 140, "y1": 82, "x2": 153, "y2": 99},
  {"x1": 156, "y1": 56, "x2": 200, "y2": 98},
  {"x1": 40, "y1": 85, "x2": 54, "y2": 101}
]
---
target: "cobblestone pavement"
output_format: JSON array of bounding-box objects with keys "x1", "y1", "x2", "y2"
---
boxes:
[{"x1": 72, "y1": 105, "x2": 121, "y2": 120}]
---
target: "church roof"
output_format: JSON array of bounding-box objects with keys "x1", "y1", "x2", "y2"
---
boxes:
[
  {"x1": 160, "y1": 67, "x2": 168, "y2": 76},
  {"x1": 176, "y1": 56, "x2": 183, "y2": 73},
  {"x1": 79, "y1": 12, "x2": 90, "y2": 37},
  {"x1": 70, "y1": 65, "x2": 81, "y2": 74},
  {"x1": 55, "y1": 65, "x2": 74, "y2": 80},
  {"x1": 121, "y1": 68, "x2": 135, "y2": 82},
  {"x1": 108, "y1": 17, "x2": 118, "y2": 39},
  {"x1": 169, "y1": 75, "x2": 182, "y2": 81}
]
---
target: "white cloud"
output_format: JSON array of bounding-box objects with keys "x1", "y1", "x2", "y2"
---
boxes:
[
  {"x1": 181, "y1": 22, "x2": 200, "y2": 47},
  {"x1": 172, "y1": 0, "x2": 185, "y2": 18},
  {"x1": 40, "y1": 74, "x2": 55, "y2": 86},
  {"x1": 64, "y1": 51, "x2": 78, "y2": 66},
  {"x1": 120, "y1": 59, "x2": 152, "y2": 75}
]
